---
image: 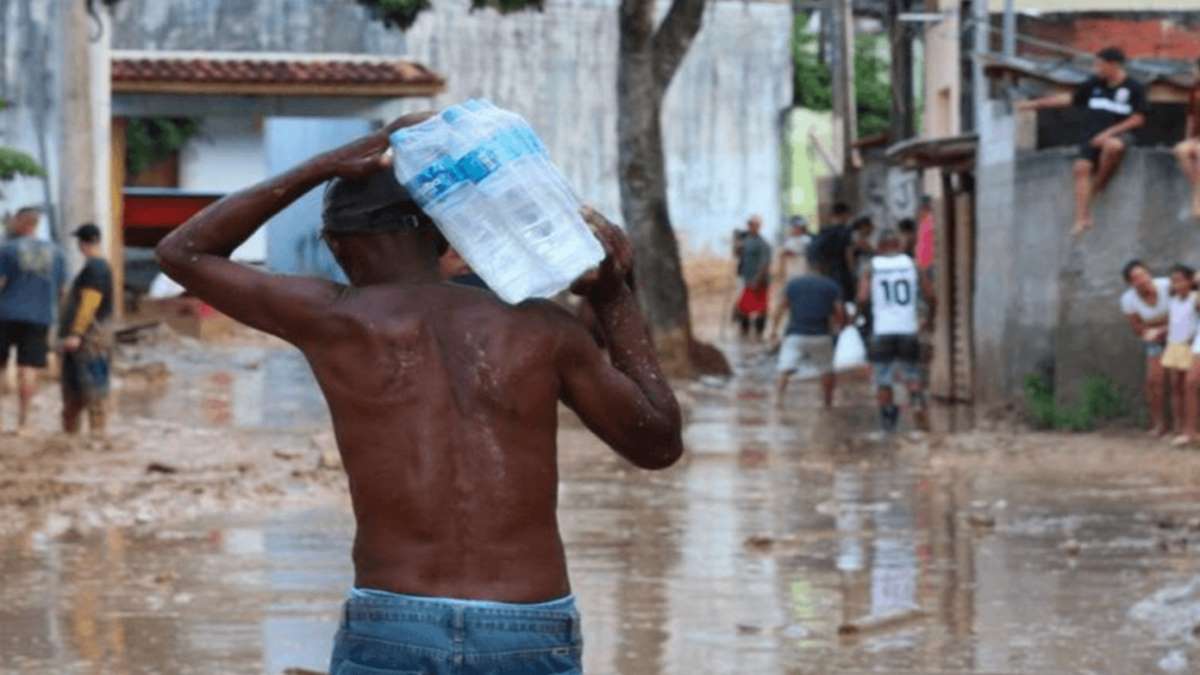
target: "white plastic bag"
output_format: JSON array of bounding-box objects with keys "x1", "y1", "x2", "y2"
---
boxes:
[{"x1": 833, "y1": 326, "x2": 868, "y2": 372}]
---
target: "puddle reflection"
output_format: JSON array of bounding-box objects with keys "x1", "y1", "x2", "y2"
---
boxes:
[{"x1": 2, "y1": 341, "x2": 1199, "y2": 673}]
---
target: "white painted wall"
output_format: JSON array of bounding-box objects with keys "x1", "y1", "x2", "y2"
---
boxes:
[
  {"x1": 113, "y1": 0, "x2": 795, "y2": 258},
  {"x1": 178, "y1": 115, "x2": 268, "y2": 261}
]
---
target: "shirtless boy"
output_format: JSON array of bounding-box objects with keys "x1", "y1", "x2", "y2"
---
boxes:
[{"x1": 157, "y1": 114, "x2": 683, "y2": 674}]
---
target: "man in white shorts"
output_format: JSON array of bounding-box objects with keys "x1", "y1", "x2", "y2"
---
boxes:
[
  {"x1": 858, "y1": 229, "x2": 934, "y2": 432},
  {"x1": 1120, "y1": 259, "x2": 1170, "y2": 435},
  {"x1": 770, "y1": 263, "x2": 845, "y2": 407}
]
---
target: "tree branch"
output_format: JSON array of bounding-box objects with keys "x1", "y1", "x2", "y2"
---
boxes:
[
  {"x1": 651, "y1": 0, "x2": 706, "y2": 91},
  {"x1": 619, "y1": 0, "x2": 656, "y2": 51}
]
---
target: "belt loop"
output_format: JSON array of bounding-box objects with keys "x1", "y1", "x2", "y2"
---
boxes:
[{"x1": 453, "y1": 605, "x2": 466, "y2": 641}]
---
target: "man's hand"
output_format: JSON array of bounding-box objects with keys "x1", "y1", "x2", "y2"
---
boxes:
[
  {"x1": 323, "y1": 112, "x2": 435, "y2": 181},
  {"x1": 62, "y1": 335, "x2": 81, "y2": 352},
  {"x1": 571, "y1": 206, "x2": 633, "y2": 304},
  {"x1": 1090, "y1": 133, "x2": 1111, "y2": 148}
]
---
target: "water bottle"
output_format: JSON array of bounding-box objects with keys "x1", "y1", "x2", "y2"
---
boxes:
[{"x1": 390, "y1": 101, "x2": 605, "y2": 304}]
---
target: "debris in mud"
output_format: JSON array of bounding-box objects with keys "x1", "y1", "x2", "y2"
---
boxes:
[
  {"x1": 146, "y1": 461, "x2": 179, "y2": 474},
  {"x1": 1060, "y1": 538, "x2": 1082, "y2": 556},
  {"x1": 115, "y1": 360, "x2": 170, "y2": 383},
  {"x1": 837, "y1": 608, "x2": 926, "y2": 636},
  {"x1": 736, "y1": 623, "x2": 763, "y2": 635},
  {"x1": 965, "y1": 512, "x2": 996, "y2": 529},
  {"x1": 744, "y1": 535, "x2": 774, "y2": 552}
]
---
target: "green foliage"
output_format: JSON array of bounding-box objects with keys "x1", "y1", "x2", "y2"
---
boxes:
[
  {"x1": 792, "y1": 15, "x2": 892, "y2": 139},
  {"x1": 0, "y1": 98, "x2": 43, "y2": 183},
  {"x1": 853, "y1": 35, "x2": 891, "y2": 139},
  {"x1": 0, "y1": 147, "x2": 44, "y2": 181},
  {"x1": 356, "y1": 0, "x2": 542, "y2": 30},
  {"x1": 126, "y1": 117, "x2": 202, "y2": 178},
  {"x1": 793, "y1": 15, "x2": 832, "y2": 111},
  {"x1": 1024, "y1": 374, "x2": 1126, "y2": 432}
]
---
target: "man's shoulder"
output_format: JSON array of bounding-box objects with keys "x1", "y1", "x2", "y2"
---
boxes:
[
  {"x1": 85, "y1": 257, "x2": 113, "y2": 275},
  {"x1": 790, "y1": 274, "x2": 839, "y2": 291}
]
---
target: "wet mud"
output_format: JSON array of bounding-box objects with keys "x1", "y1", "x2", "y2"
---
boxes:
[{"x1": 3, "y1": 332, "x2": 1200, "y2": 673}]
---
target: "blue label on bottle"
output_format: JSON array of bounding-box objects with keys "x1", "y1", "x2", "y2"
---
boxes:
[{"x1": 403, "y1": 155, "x2": 464, "y2": 206}]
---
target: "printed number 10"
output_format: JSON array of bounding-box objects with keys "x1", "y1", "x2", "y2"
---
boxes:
[{"x1": 882, "y1": 279, "x2": 913, "y2": 306}]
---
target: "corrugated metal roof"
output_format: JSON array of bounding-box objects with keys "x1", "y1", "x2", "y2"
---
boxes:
[{"x1": 981, "y1": 52, "x2": 1195, "y2": 92}]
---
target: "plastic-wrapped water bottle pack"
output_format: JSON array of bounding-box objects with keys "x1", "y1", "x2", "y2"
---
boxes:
[{"x1": 389, "y1": 100, "x2": 605, "y2": 304}]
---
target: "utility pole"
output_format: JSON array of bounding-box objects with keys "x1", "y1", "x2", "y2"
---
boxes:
[
  {"x1": 1002, "y1": 0, "x2": 1016, "y2": 57},
  {"x1": 973, "y1": 0, "x2": 990, "y2": 133},
  {"x1": 829, "y1": 0, "x2": 856, "y2": 173},
  {"x1": 888, "y1": 0, "x2": 914, "y2": 142}
]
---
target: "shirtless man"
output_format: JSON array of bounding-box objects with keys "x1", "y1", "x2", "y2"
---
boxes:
[{"x1": 156, "y1": 115, "x2": 683, "y2": 674}]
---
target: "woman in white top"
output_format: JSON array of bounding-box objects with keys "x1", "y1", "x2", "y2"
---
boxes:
[{"x1": 1120, "y1": 260, "x2": 1170, "y2": 435}]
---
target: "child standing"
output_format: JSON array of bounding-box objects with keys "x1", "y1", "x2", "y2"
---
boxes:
[{"x1": 1163, "y1": 264, "x2": 1198, "y2": 445}]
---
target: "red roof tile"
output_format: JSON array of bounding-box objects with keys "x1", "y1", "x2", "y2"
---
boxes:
[{"x1": 111, "y1": 51, "x2": 444, "y2": 96}]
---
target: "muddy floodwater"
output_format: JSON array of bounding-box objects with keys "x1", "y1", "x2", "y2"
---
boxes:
[{"x1": 4, "y1": 339, "x2": 1200, "y2": 674}]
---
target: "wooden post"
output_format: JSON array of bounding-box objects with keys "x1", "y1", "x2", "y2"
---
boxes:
[
  {"x1": 888, "y1": 0, "x2": 914, "y2": 142},
  {"x1": 829, "y1": 0, "x2": 856, "y2": 173},
  {"x1": 953, "y1": 180, "x2": 975, "y2": 403},
  {"x1": 930, "y1": 170, "x2": 956, "y2": 400},
  {"x1": 110, "y1": 118, "x2": 126, "y2": 320}
]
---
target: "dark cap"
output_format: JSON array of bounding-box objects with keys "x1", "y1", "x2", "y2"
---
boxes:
[
  {"x1": 1096, "y1": 46, "x2": 1126, "y2": 64},
  {"x1": 72, "y1": 223, "x2": 101, "y2": 242},
  {"x1": 322, "y1": 170, "x2": 434, "y2": 234}
]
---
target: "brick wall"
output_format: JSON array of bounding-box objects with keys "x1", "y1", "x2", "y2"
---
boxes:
[{"x1": 1017, "y1": 14, "x2": 1200, "y2": 60}]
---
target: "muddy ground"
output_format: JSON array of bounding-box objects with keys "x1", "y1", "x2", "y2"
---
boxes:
[{"x1": 3, "y1": 309, "x2": 1200, "y2": 673}]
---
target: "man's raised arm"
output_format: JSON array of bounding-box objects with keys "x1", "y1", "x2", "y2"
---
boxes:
[
  {"x1": 155, "y1": 113, "x2": 430, "y2": 343},
  {"x1": 556, "y1": 209, "x2": 683, "y2": 470},
  {"x1": 1015, "y1": 93, "x2": 1072, "y2": 112}
]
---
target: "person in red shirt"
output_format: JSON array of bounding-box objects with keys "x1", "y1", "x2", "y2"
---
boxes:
[{"x1": 1174, "y1": 57, "x2": 1200, "y2": 219}]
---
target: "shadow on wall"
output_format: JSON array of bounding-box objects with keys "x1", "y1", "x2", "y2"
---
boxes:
[{"x1": 975, "y1": 147, "x2": 1192, "y2": 413}]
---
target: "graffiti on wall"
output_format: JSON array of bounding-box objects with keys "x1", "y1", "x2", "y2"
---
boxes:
[{"x1": 862, "y1": 161, "x2": 919, "y2": 226}]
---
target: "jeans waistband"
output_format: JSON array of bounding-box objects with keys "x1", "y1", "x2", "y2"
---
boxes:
[{"x1": 341, "y1": 587, "x2": 582, "y2": 646}]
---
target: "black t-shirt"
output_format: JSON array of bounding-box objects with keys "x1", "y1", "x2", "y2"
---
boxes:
[
  {"x1": 1072, "y1": 76, "x2": 1148, "y2": 138},
  {"x1": 60, "y1": 257, "x2": 114, "y2": 337}
]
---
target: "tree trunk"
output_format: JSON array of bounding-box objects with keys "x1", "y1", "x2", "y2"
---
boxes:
[{"x1": 617, "y1": 0, "x2": 729, "y2": 377}]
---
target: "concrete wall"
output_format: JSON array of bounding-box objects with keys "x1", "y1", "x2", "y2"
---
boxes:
[
  {"x1": 110, "y1": 0, "x2": 793, "y2": 255},
  {"x1": 975, "y1": 140, "x2": 1193, "y2": 410},
  {"x1": 0, "y1": 0, "x2": 65, "y2": 234}
]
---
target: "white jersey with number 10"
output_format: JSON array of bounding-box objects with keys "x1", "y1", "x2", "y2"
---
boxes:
[{"x1": 870, "y1": 254, "x2": 919, "y2": 336}]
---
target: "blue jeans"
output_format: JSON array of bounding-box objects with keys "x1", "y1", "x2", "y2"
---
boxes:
[{"x1": 329, "y1": 588, "x2": 583, "y2": 675}]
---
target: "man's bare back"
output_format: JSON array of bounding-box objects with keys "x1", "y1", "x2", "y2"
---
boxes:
[
  {"x1": 157, "y1": 115, "x2": 683, "y2": 607},
  {"x1": 314, "y1": 283, "x2": 584, "y2": 601}
]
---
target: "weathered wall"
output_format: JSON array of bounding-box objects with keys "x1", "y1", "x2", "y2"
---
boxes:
[
  {"x1": 111, "y1": 0, "x2": 793, "y2": 255},
  {"x1": 0, "y1": 0, "x2": 65, "y2": 231},
  {"x1": 975, "y1": 142, "x2": 1193, "y2": 410}
]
